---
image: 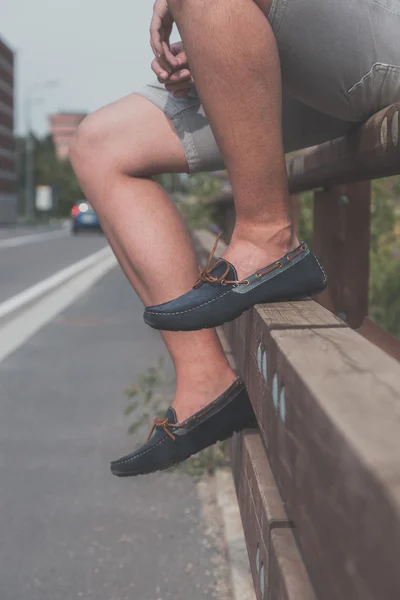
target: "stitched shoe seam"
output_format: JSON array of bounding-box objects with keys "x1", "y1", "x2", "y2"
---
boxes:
[
  {"x1": 114, "y1": 437, "x2": 168, "y2": 465},
  {"x1": 145, "y1": 245, "x2": 323, "y2": 317},
  {"x1": 114, "y1": 387, "x2": 249, "y2": 466},
  {"x1": 174, "y1": 388, "x2": 248, "y2": 436},
  {"x1": 146, "y1": 288, "x2": 233, "y2": 316},
  {"x1": 173, "y1": 381, "x2": 243, "y2": 427},
  {"x1": 232, "y1": 249, "x2": 308, "y2": 294},
  {"x1": 314, "y1": 254, "x2": 327, "y2": 282}
]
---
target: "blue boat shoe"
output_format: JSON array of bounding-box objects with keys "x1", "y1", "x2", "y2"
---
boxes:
[
  {"x1": 143, "y1": 236, "x2": 327, "y2": 332},
  {"x1": 111, "y1": 378, "x2": 256, "y2": 477}
]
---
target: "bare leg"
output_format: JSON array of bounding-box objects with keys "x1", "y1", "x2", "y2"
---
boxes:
[
  {"x1": 70, "y1": 94, "x2": 236, "y2": 421},
  {"x1": 168, "y1": 0, "x2": 299, "y2": 279}
]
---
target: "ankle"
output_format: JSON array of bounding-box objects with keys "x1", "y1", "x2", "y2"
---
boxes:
[
  {"x1": 232, "y1": 221, "x2": 297, "y2": 252},
  {"x1": 223, "y1": 223, "x2": 300, "y2": 280},
  {"x1": 172, "y1": 366, "x2": 237, "y2": 422},
  {"x1": 175, "y1": 363, "x2": 236, "y2": 392}
]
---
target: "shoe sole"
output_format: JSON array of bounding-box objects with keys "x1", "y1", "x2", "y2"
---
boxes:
[
  {"x1": 111, "y1": 418, "x2": 257, "y2": 478},
  {"x1": 144, "y1": 293, "x2": 321, "y2": 332}
]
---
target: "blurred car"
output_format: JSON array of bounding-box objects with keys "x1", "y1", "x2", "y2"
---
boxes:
[{"x1": 71, "y1": 201, "x2": 102, "y2": 234}]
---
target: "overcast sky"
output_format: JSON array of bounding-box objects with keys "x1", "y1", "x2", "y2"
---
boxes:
[{"x1": 2, "y1": 0, "x2": 180, "y2": 136}]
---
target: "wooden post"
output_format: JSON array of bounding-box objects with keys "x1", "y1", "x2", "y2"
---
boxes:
[{"x1": 312, "y1": 181, "x2": 371, "y2": 328}]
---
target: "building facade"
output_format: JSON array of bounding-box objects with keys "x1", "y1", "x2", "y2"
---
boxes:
[
  {"x1": 49, "y1": 112, "x2": 87, "y2": 160},
  {"x1": 0, "y1": 36, "x2": 16, "y2": 224}
]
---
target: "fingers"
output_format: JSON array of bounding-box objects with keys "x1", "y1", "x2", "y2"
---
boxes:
[
  {"x1": 150, "y1": 12, "x2": 167, "y2": 67},
  {"x1": 170, "y1": 41, "x2": 184, "y2": 56},
  {"x1": 151, "y1": 55, "x2": 191, "y2": 85},
  {"x1": 161, "y1": 41, "x2": 179, "y2": 68},
  {"x1": 165, "y1": 79, "x2": 195, "y2": 97},
  {"x1": 151, "y1": 58, "x2": 170, "y2": 82},
  {"x1": 150, "y1": 39, "x2": 179, "y2": 73},
  {"x1": 166, "y1": 72, "x2": 193, "y2": 87},
  {"x1": 172, "y1": 90, "x2": 191, "y2": 98},
  {"x1": 174, "y1": 51, "x2": 188, "y2": 70},
  {"x1": 152, "y1": 46, "x2": 173, "y2": 74},
  {"x1": 165, "y1": 81, "x2": 193, "y2": 93},
  {"x1": 151, "y1": 55, "x2": 194, "y2": 96},
  {"x1": 151, "y1": 38, "x2": 189, "y2": 85},
  {"x1": 167, "y1": 69, "x2": 191, "y2": 83},
  {"x1": 170, "y1": 45, "x2": 189, "y2": 72},
  {"x1": 150, "y1": 1, "x2": 176, "y2": 71},
  {"x1": 151, "y1": 31, "x2": 192, "y2": 92}
]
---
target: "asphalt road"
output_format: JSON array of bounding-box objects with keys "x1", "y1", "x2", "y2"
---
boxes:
[
  {"x1": 0, "y1": 223, "x2": 63, "y2": 240},
  {"x1": 0, "y1": 230, "x2": 226, "y2": 600},
  {"x1": 0, "y1": 226, "x2": 107, "y2": 304}
]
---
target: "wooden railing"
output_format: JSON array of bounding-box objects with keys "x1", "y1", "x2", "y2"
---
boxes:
[{"x1": 194, "y1": 101, "x2": 400, "y2": 600}]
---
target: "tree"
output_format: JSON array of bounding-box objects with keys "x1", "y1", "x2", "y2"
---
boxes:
[
  {"x1": 369, "y1": 179, "x2": 400, "y2": 336},
  {"x1": 298, "y1": 181, "x2": 400, "y2": 337},
  {"x1": 16, "y1": 134, "x2": 83, "y2": 218}
]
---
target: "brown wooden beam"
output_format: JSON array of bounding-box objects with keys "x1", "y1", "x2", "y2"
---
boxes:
[
  {"x1": 357, "y1": 317, "x2": 400, "y2": 362},
  {"x1": 195, "y1": 231, "x2": 400, "y2": 600},
  {"x1": 313, "y1": 182, "x2": 371, "y2": 328},
  {"x1": 231, "y1": 431, "x2": 316, "y2": 600},
  {"x1": 286, "y1": 103, "x2": 400, "y2": 193},
  {"x1": 269, "y1": 529, "x2": 317, "y2": 600},
  {"x1": 225, "y1": 304, "x2": 400, "y2": 600}
]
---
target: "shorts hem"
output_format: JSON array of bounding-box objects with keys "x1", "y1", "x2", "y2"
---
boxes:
[
  {"x1": 136, "y1": 88, "x2": 202, "y2": 174},
  {"x1": 171, "y1": 109, "x2": 203, "y2": 174}
]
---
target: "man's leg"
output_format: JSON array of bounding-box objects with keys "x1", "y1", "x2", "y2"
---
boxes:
[
  {"x1": 167, "y1": 0, "x2": 295, "y2": 279},
  {"x1": 70, "y1": 94, "x2": 236, "y2": 422}
]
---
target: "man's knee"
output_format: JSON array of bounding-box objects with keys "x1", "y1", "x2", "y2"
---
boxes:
[{"x1": 69, "y1": 112, "x2": 105, "y2": 171}]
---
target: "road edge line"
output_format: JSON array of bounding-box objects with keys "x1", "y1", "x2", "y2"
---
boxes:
[
  {"x1": 0, "y1": 228, "x2": 68, "y2": 249},
  {"x1": 0, "y1": 246, "x2": 112, "y2": 325},
  {"x1": 0, "y1": 252, "x2": 117, "y2": 365}
]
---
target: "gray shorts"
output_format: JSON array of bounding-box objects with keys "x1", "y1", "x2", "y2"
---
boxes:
[{"x1": 138, "y1": 0, "x2": 400, "y2": 173}]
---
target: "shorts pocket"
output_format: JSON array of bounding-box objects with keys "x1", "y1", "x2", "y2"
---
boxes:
[
  {"x1": 373, "y1": 0, "x2": 400, "y2": 16},
  {"x1": 348, "y1": 63, "x2": 400, "y2": 121},
  {"x1": 267, "y1": 0, "x2": 289, "y2": 41}
]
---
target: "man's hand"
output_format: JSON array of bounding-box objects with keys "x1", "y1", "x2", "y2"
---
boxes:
[
  {"x1": 151, "y1": 41, "x2": 195, "y2": 98},
  {"x1": 150, "y1": 0, "x2": 179, "y2": 74}
]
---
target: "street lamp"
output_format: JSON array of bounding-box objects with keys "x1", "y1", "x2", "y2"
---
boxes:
[{"x1": 24, "y1": 80, "x2": 58, "y2": 221}]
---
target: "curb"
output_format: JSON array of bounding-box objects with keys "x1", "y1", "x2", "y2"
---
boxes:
[{"x1": 215, "y1": 469, "x2": 256, "y2": 600}]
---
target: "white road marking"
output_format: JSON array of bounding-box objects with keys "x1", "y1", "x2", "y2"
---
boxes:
[
  {"x1": 215, "y1": 469, "x2": 256, "y2": 600},
  {"x1": 0, "y1": 228, "x2": 69, "y2": 249},
  {"x1": 0, "y1": 246, "x2": 111, "y2": 323},
  {"x1": 0, "y1": 251, "x2": 117, "y2": 364}
]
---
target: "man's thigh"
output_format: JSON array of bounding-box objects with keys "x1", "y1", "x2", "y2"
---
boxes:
[
  {"x1": 74, "y1": 93, "x2": 190, "y2": 177},
  {"x1": 137, "y1": 83, "x2": 351, "y2": 173},
  {"x1": 272, "y1": 0, "x2": 400, "y2": 122}
]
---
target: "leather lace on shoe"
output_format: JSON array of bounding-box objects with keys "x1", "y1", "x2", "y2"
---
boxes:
[
  {"x1": 146, "y1": 417, "x2": 179, "y2": 443},
  {"x1": 143, "y1": 240, "x2": 324, "y2": 333},
  {"x1": 194, "y1": 233, "x2": 250, "y2": 288},
  {"x1": 194, "y1": 234, "x2": 308, "y2": 288},
  {"x1": 110, "y1": 379, "x2": 256, "y2": 478}
]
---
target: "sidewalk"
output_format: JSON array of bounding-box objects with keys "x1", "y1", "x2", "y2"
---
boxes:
[{"x1": 0, "y1": 266, "x2": 250, "y2": 599}]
